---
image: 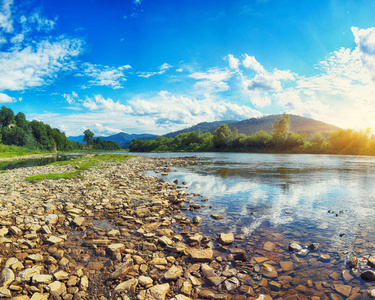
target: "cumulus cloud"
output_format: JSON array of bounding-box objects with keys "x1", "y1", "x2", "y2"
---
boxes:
[
  {"x1": 63, "y1": 91, "x2": 79, "y2": 105},
  {"x1": 0, "y1": 92, "x2": 15, "y2": 103},
  {"x1": 83, "y1": 95, "x2": 132, "y2": 113},
  {"x1": 226, "y1": 54, "x2": 240, "y2": 70},
  {"x1": 189, "y1": 68, "x2": 233, "y2": 92},
  {"x1": 242, "y1": 54, "x2": 266, "y2": 73}
]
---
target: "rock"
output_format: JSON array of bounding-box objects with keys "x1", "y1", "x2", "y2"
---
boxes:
[
  {"x1": 361, "y1": 270, "x2": 375, "y2": 281},
  {"x1": 164, "y1": 265, "x2": 183, "y2": 281},
  {"x1": 114, "y1": 278, "x2": 138, "y2": 293},
  {"x1": 53, "y1": 271, "x2": 69, "y2": 281},
  {"x1": 224, "y1": 277, "x2": 240, "y2": 291},
  {"x1": 73, "y1": 217, "x2": 85, "y2": 226},
  {"x1": 139, "y1": 276, "x2": 153, "y2": 287},
  {"x1": 233, "y1": 250, "x2": 247, "y2": 262},
  {"x1": 32, "y1": 274, "x2": 54, "y2": 284},
  {"x1": 219, "y1": 233, "x2": 234, "y2": 245},
  {"x1": 1, "y1": 268, "x2": 14, "y2": 287},
  {"x1": 334, "y1": 284, "x2": 352, "y2": 297},
  {"x1": 201, "y1": 264, "x2": 217, "y2": 278},
  {"x1": 106, "y1": 243, "x2": 125, "y2": 256},
  {"x1": 180, "y1": 280, "x2": 193, "y2": 296},
  {"x1": 173, "y1": 295, "x2": 192, "y2": 300},
  {"x1": 263, "y1": 241, "x2": 275, "y2": 251},
  {"x1": 279, "y1": 261, "x2": 293, "y2": 271},
  {"x1": 79, "y1": 276, "x2": 89, "y2": 291},
  {"x1": 158, "y1": 236, "x2": 174, "y2": 246},
  {"x1": 30, "y1": 293, "x2": 49, "y2": 300},
  {"x1": 192, "y1": 216, "x2": 203, "y2": 224},
  {"x1": 369, "y1": 257, "x2": 375, "y2": 268},
  {"x1": 110, "y1": 259, "x2": 134, "y2": 279},
  {"x1": 149, "y1": 257, "x2": 168, "y2": 265},
  {"x1": 262, "y1": 263, "x2": 278, "y2": 278},
  {"x1": 143, "y1": 242, "x2": 157, "y2": 251},
  {"x1": 46, "y1": 281, "x2": 66, "y2": 295},
  {"x1": 0, "y1": 287, "x2": 11, "y2": 298},
  {"x1": 146, "y1": 283, "x2": 170, "y2": 300},
  {"x1": 368, "y1": 289, "x2": 375, "y2": 298},
  {"x1": 308, "y1": 243, "x2": 319, "y2": 250},
  {"x1": 342, "y1": 270, "x2": 354, "y2": 283},
  {"x1": 319, "y1": 254, "x2": 331, "y2": 261},
  {"x1": 198, "y1": 288, "x2": 227, "y2": 300},
  {"x1": 46, "y1": 236, "x2": 64, "y2": 245},
  {"x1": 188, "y1": 248, "x2": 213, "y2": 262},
  {"x1": 18, "y1": 268, "x2": 40, "y2": 282},
  {"x1": 9, "y1": 226, "x2": 22, "y2": 236},
  {"x1": 211, "y1": 214, "x2": 224, "y2": 220},
  {"x1": 269, "y1": 280, "x2": 281, "y2": 291},
  {"x1": 347, "y1": 256, "x2": 358, "y2": 268},
  {"x1": 288, "y1": 242, "x2": 302, "y2": 251},
  {"x1": 206, "y1": 276, "x2": 226, "y2": 286},
  {"x1": 186, "y1": 233, "x2": 203, "y2": 245}
]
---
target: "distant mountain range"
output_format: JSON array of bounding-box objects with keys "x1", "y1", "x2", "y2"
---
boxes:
[
  {"x1": 164, "y1": 114, "x2": 341, "y2": 138},
  {"x1": 68, "y1": 132, "x2": 158, "y2": 147},
  {"x1": 68, "y1": 114, "x2": 341, "y2": 147}
]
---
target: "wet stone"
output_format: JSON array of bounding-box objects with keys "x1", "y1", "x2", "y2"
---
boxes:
[{"x1": 219, "y1": 233, "x2": 234, "y2": 245}]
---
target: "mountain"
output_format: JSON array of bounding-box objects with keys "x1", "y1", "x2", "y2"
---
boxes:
[
  {"x1": 164, "y1": 114, "x2": 340, "y2": 138},
  {"x1": 68, "y1": 132, "x2": 158, "y2": 147}
]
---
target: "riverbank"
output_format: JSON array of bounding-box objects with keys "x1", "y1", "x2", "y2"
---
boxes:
[{"x1": 0, "y1": 155, "x2": 374, "y2": 300}]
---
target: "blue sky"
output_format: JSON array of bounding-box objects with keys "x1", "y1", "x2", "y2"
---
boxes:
[{"x1": 1, "y1": 0, "x2": 375, "y2": 136}]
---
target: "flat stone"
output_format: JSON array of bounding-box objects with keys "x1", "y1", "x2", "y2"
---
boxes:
[
  {"x1": 288, "y1": 242, "x2": 302, "y2": 251},
  {"x1": 9, "y1": 226, "x2": 22, "y2": 236},
  {"x1": 143, "y1": 242, "x2": 157, "y2": 251},
  {"x1": 73, "y1": 217, "x2": 85, "y2": 226},
  {"x1": 279, "y1": 261, "x2": 293, "y2": 271},
  {"x1": 114, "y1": 278, "x2": 138, "y2": 293},
  {"x1": 206, "y1": 276, "x2": 226, "y2": 286},
  {"x1": 0, "y1": 287, "x2": 11, "y2": 298},
  {"x1": 149, "y1": 257, "x2": 168, "y2": 265},
  {"x1": 334, "y1": 284, "x2": 352, "y2": 297},
  {"x1": 188, "y1": 248, "x2": 213, "y2": 262},
  {"x1": 32, "y1": 274, "x2": 54, "y2": 284},
  {"x1": 18, "y1": 268, "x2": 40, "y2": 282},
  {"x1": 263, "y1": 241, "x2": 275, "y2": 251},
  {"x1": 319, "y1": 254, "x2": 331, "y2": 261},
  {"x1": 53, "y1": 270, "x2": 69, "y2": 281},
  {"x1": 80, "y1": 276, "x2": 89, "y2": 291},
  {"x1": 262, "y1": 263, "x2": 278, "y2": 278},
  {"x1": 269, "y1": 280, "x2": 281, "y2": 291},
  {"x1": 174, "y1": 295, "x2": 193, "y2": 300},
  {"x1": 201, "y1": 264, "x2": 217, "y2": 278},
  {"x1": 110, "y1": 259, "x2": 134, "y2": 279},
  {"x1": 164, "y1": 265, "x2": 183, "y2": 281},
  {"x1": 30, "y1": 292, "x2": 49, "y2": 300},
  {"x1": 211, "y1": 214, "x2": 224, "y2": 220},
  {"x1": 139, "y1": 276, "x2": 153, "y2": 286},
  {"x1": 219, "y1": 233, "x2": 234, "y2": 245},
  {"x1": 106, "y1": 243, "x2": 125, "y2": 256},
  {"x1": 146, "y1": 283, "x2": 170, "y2": 300},
  {"x1": 46, "y1": 281, "x2": 66, "y2": 295},
  {"x1": 46, "y1": 236, "x2": 64, "y2": 245},
  {"x1": 1, "y1": 268, "x2": 14, "y2": 287},
  {"x1": 158, "y1": 236, "x2": 174, "y2": 246}
]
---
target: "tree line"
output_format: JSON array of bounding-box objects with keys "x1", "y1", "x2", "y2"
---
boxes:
[
  {"x1": 0, "y1": 106, "x2": 120, "y2": 152},
  {"x1": 129, "y1": 113, "x2": 375, "y2": 155}
]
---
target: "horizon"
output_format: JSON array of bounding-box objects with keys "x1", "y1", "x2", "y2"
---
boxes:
[{"x1": 1, "y1": 0, "x2": 375, "y2": 136}]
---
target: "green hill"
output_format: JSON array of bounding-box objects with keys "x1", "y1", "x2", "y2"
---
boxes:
[{"x1": 164, "y1": 114, "x2": 340, "y2": 138}]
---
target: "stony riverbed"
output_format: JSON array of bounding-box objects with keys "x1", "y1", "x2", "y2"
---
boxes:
[{"x1": 0, "y1": 155, "x2": 375, "y2": 300}]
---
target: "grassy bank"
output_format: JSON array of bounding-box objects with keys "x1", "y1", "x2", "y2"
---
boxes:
[
  {"x1": 25, "y1": 154, "x2": 136, "y2": 182},
  {"x1": 0, "y1": 144, "x2": 47, "y2": 158}
]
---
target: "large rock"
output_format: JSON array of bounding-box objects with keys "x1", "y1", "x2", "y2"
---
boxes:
[
  {"x1": 146, "y1": 283, "x2": 170, "y2": 300},
  {"x1": 361, "y1": 270, "x2": 375, "y2": 281},
  {"x1": 114, "y1": 278, "x2": 138, "y2": 293},
  {"x1": 1, "y1": 268, "x2": 14, "y2": 287},
  {"x1": 110, "y1": 259, "x2": 134, "y2": 280},
  {"x1": 18, "y1": 268, "x2": 40, "y2": 282},
  {"x1": 262, "y1": 263, "x2": 278, "y2": 278},
  {"x1": 219, "y1": 233, "x2": 234, "y2": 245},
  {"x1": 106, "y1": 243, "x2": 125, "y2": 256},
  {"x1": 164, "y1": 265, "x2": 183, "y2": 281},
  {"x1": 46, "y1": 281, "x2": 66, "y2": 295},
  {"x1": 188, "y1": 248, "x2": 213, "y2": 262}
]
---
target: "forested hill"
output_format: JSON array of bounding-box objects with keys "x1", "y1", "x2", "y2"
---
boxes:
[
  {"x1": 165, "y1": 114, "x2": 340, "y2": 138},
  {"x1": 68, "y1": 132, "x2": 158, "y2": 147}
]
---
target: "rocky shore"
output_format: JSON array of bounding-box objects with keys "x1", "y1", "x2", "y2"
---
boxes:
[{"x1": 0, "y1": 155, "x2": 375, "y2": 300}]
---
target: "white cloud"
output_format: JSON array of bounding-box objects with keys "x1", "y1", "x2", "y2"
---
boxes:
[
  {"x1": 242, "y1": 54, "x2": 265, "y2": 73},
  {"x1": 83, "y1": 95, "x2": 132, "y2": 113},
  {"x1": 189, "y1": 68, "x2": 233, "y2": 92},
  {"x1": 82, "y1": 63, "x2": 129, "y2": 89},
  {"x1": 137, "y1": 63, "x2": 173, "y2": 78},
  {"x1": 0, "y1": 0, "x2": 13, "y2": 33},
  {"x1": 0, "y1": 92, "x2": 15, "y2": 103},
  {"x1": 243, "y1": 74, "x2": 282, "y2": 92},
  {"x1": 63, "y1": 91, "x2": 78, "y2": 105},
  {"x1": 226, "y1": 54, "x2": 240, "y2": 70},
  {"x1": 90, "y1": 122, "x2": 121, "y2": 136},
  {"x1": 0, "y1": 38, "x2": 83, "y2": 91}
]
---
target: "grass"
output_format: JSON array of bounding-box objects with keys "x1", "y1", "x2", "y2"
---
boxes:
[
  {"x1": 0, "y1": 144, "x2": 45, "y2": 158},
  {"x1": 25, "y1": 154, "x2": 136, "y2": 183}
]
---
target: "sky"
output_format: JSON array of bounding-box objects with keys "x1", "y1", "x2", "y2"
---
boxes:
[{"x1": 1, "y1": 0, "x2": 375, "y2": 136}]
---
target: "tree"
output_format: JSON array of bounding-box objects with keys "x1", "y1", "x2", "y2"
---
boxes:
[
  {"x1": 83, "y1": 129, "x2": 94, "y2": 146},
  {"x1": 0, "y1": 106, "x2": 15, "y2": 127},
  {"x1": 213, "y1": 124, "x2": 232, "y2": 148},
  {"x1": 272, "y1": 113, "x2": 290, "y2": 137}
]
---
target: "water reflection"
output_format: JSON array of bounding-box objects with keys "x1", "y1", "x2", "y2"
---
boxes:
[{"x1": 145, "y1": 153, "x2": 375, "y2": 255}]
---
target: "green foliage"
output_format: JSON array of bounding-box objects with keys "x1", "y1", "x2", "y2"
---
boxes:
[
  {"x1": 327, "y1": 129, "x2": 370, "y2": 155},
  {"x1": 83, "y1": 129, "x2": 94, "y2": 146},
  {"x1": 272, "y1": 112, "x2": 291, "y2": 138},
  {"x1": 0, "y1": 106, "x2": 15, "y2": 127}
]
